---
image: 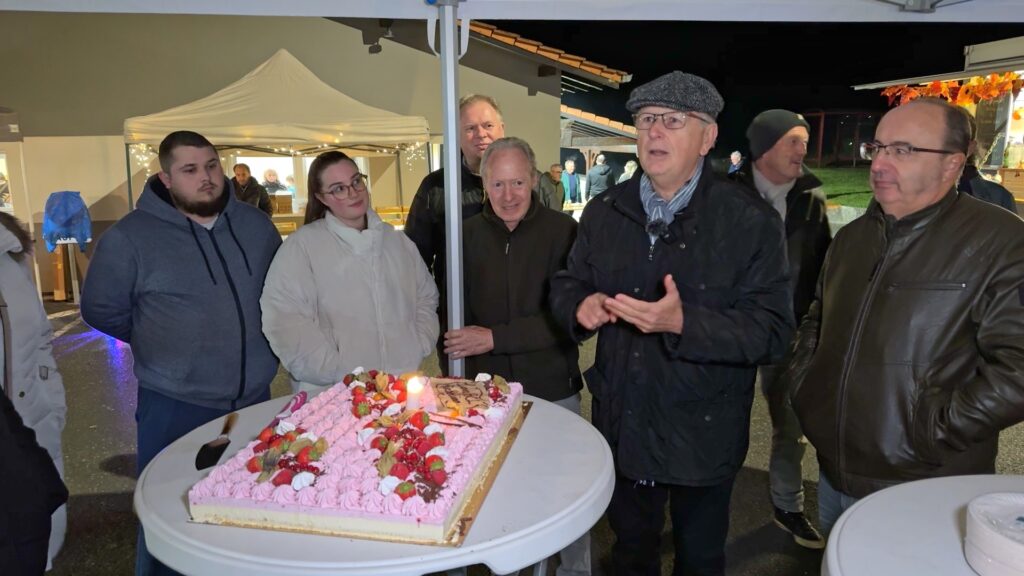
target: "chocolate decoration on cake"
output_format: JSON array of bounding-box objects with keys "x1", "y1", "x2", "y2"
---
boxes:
[{"x1": 433, "y1": 380, "x2": 491, "y2": 411}]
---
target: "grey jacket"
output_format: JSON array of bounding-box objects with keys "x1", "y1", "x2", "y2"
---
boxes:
[{"x1": 82, "y1": 175, "x2": 282, "y2": 410}]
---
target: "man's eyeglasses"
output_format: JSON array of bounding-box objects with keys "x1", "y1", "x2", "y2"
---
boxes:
[
  {"x1": 321, "y1": 174, "x2": 368, "y2": 197},
  {"x1": 860, "y1": 142, "x2": 959, "y2": 161},
  {"x1": 633, "y1": 111, "x2": 710, "y2": 131}
]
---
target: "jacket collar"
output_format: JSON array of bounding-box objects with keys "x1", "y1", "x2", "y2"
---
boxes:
[
  {"x1": 481, "y1": 190, "x2": 542, "y2": 232},
  {"x1": 138, "y1": 173, "x2": 238, "y2": 229},
  {"x1": 610, "y1": 157, "x2": 713, "y2": 229},
  {"x1": 868, "y1": 187, "x2": 959, "y2": 234},
  {"x1": 733, "y1": 163, "x2": 822, "y2": 206}
]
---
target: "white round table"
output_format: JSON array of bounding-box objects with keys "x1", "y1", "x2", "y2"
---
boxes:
[
  {"x1": 135, "y1": 395, "x2": 615, "y2": 576},
  {"x1": 823, "y1": 474, "x2": 1024, "y2": 576}
]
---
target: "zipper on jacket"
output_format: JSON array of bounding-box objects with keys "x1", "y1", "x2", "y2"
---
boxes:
[
  {"x1": 207, "y1": 229, "x2": 247, "y2": 410},
  {"x1": 504, "y1": 234, "x2": 515, "y2": 380},
  {"x1": 834, "y1": 228, "x2": 893, "y2": 494},
  {"x1": 886, "y1": 281, "x2": 967, "y2": 291}
]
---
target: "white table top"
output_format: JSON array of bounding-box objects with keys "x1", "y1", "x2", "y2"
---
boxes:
[
  {"x1": 135, "y1": 395, "x2": 615, "y2": 576},
  {"x1": 823, "y1": 474, "x2": 1024, "y2": 576}
]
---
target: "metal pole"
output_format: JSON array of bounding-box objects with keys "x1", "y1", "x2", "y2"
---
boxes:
[
  {"x1": 435, "y1": 0, "x2": 464, "y2": 377},
  {"x1": 124, "y1": 143, "x2": 135, "y2": 211}
]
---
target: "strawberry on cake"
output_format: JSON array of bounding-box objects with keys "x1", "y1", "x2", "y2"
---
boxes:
[{"x1": 188, "y1": 369, "x2": 525, "y2": 545}]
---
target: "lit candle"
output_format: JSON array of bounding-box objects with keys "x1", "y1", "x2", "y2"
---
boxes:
[{"x1": 406, "y1": 377, "x2": 425, "y2": 410}]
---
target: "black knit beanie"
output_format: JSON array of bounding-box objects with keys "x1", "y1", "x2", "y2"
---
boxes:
[{"x1": 746, "y1": 110, "x2": 810, "y2": 161}]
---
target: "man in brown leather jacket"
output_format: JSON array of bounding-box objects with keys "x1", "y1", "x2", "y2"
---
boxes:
[{"x1": 787, "y1": 98, "x2": 1024, "y2": 536}]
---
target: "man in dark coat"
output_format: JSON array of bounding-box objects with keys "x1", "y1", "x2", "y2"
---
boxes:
[
  {"x1": 731, "y1": 109, "x2": 831, "y2": 549},
  {"x1": 538, "y1": 162, "x2": 566, "y2": 210},
  {"x1": 447, "y1": 136, "x2": 589, "y2": 575},
  {"x1": 550, "y1": 71, "x2": 793, "y2": 576},
  {"x1": 231, "y1": 163, "x2": 273, "y2": 216},
  {"x1": 585, "y1": 154, "x2": 614, "y2": 198}
]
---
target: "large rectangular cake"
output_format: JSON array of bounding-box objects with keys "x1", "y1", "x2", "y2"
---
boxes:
[{"x1": 188, "y1": 370, "x2": 524, "y2": 545}]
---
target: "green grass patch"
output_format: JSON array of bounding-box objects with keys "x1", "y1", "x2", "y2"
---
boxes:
[{"x1": 814, "y1": 166, "x2": 874, "y2": 208}]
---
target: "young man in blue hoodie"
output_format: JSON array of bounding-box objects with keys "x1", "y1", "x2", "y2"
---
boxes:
[{"x1": 82, "y1": 131, "x2": 281, "y2": 576}]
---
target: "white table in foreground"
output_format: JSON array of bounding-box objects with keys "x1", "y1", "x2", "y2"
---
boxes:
[
  {"x1": 823, "y1": 474, "x2": 1024, "y2": 576},
  {"x1": 135, "y1": 395, "x2": 614, "y2": 576}
]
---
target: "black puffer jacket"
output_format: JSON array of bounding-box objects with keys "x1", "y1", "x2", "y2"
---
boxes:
[
  {"x1": 462, "y1": 194, "x2": 581, "y2": 401},
  {"x1": 404, "y1": 161, "x2": 485, "y2": 292},
  {"x1": 731, "y1": 166, "x2": 831, "y2": 322},
  {"x1": 789, "y1": 191, "x2": 1024, "y2": 498},
  {"x1": 551, "y1": 161, "x2": 793, "y2": 485},
  {"x1": 0, "y1": 392, "x2": 67, "y2": 575}
]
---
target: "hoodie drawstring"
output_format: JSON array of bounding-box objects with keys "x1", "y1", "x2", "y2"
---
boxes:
[
  {"x1": 224, "y1": 213, "x2": 253, "y2": 276},
  {"x1": 187, "y1": 219, "x2": 218, "y2": 285}
]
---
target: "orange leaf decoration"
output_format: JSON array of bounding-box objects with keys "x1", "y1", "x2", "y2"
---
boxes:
[
  {"x1": 880, "y1": 72, "x2": 1020, "y2": 107},
  {"x1": 1013, "y1": 110, "x2": 1022, "y2": 121}
]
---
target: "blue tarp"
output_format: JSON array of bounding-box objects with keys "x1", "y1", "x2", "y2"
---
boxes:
[{"x1": 42, "y1": 191, "x2": 91, "y2": 252}]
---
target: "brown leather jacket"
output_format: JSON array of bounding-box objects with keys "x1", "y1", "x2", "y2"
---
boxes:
[{"x1": 789, "y1": 190, "x2": 1024, "y2": 498}]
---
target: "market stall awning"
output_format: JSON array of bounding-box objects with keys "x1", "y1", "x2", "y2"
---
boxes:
[
  {"x1": 854, "y1": 35, "x2": 1024, "y2": 90},
  {"x1": 560, "y1": 105, "x2": 636, "y2": 153}
]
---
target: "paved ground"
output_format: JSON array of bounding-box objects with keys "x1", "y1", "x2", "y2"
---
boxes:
[{"x1": 42, "y1": 299, "x2": 1024, "y2": 575}]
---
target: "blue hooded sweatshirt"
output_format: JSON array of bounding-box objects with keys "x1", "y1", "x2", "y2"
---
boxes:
[{"x1": 82, "y1": 174, "x2": 282, "y2": 410}]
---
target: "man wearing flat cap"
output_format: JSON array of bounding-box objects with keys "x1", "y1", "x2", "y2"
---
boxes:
[
  {"x1": 731, "y1": 109, "x2": 831, "y2": 549},
  {"x1": 551, "y1": 71, "x2": 793, "y2": 575}
]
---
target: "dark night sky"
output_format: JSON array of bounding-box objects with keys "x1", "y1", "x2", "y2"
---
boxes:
[{"x1": 498, "y1": 21, "x2": 1024, "y2": 155}]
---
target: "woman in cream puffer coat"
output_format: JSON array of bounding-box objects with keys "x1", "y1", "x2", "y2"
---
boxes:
[{"x1": 261, "y1": 152, "x2": 438, "y2": 396}]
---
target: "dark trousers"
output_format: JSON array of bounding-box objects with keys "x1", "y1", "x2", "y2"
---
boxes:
[
  {"x1": 134, "y1": 387, "x2": 269, "y2": 576},
  {"x1": 608, "y1": 474, "x2": 737, "y2": 576}
]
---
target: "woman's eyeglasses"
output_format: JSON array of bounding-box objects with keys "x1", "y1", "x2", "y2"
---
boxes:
[{"x1": 322, "y1": 174, "x2": 368, "y2": 197}]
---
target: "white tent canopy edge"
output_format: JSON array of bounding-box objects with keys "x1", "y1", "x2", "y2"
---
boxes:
[
  {"x1": 123, "y1": 49, "x2": 429, "y2": 147},
  {"x1": 3, "y1": 0, "x2": 1023, "y2": 21}
]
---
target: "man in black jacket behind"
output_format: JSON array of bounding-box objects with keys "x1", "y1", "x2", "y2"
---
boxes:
[
  {"x1": 586, "y1": 154, "x2": 614, "y2": 199},
  {"x1": 231, "y1": 163, "x2": 273, "y2": 217},
  {"x1": 731, "y1": 109, "x2": 831, "y2": 549},
  {"x1": 551, "y1": 71, "x2": 792, "y2": 575},
  {"x1": 405, "y1": 94, "x2": 505, "y2": 373}
]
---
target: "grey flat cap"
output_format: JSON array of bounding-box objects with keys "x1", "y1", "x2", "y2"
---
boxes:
[{"x1": 626, "y1": 71, "x2": 725, "y2": 120}]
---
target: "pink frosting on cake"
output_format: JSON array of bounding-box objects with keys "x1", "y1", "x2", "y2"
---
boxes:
[{"x1": 189, "y1": 377, "x2": 523, "y2": 529}]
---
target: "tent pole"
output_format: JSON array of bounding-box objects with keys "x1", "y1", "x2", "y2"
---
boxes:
[
  {"x1": 396, "y1": 150, "x2": 405, "y2": 209},
  {"x1": 435, "y1": 0, "x2": 464, "y2": 377},
  {"x1": 124, "y1": 143, "x2": 134, "y2": 211}
]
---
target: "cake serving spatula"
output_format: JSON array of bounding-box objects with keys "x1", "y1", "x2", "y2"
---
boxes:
[{"x1": 195, "y1": 412, "x2": 238, "y2": 470}]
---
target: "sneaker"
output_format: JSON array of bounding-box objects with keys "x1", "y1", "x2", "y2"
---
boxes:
[{"x1": 773, "y1": 506, "x2": 825, "y2": 549}]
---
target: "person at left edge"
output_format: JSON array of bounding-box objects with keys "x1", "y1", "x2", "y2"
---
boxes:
[{"x1": 81, "y1": 130, "x2": 281, "y2": 576}]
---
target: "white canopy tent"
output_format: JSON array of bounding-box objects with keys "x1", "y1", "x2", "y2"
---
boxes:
[
  {"x1": 122, "y1": 48, "x2": 429, "y2": 211},
  {"x1": 8, "y1": 0, "x2": 1019, "y2": 375},
  {"x1": 124, "y1": 48, "x2": 429, "y2": 148}
]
